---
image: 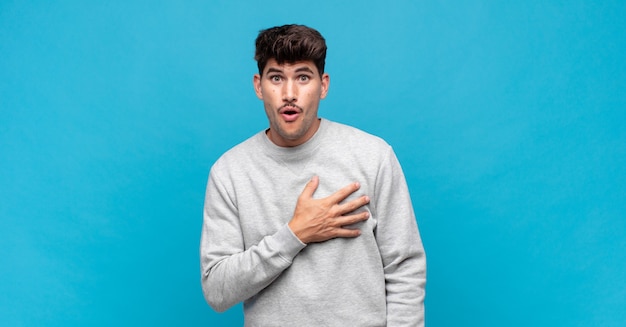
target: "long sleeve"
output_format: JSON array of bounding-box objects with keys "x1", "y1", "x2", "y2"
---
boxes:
[
  {"x1": 199, "y1": 169, "x2": 306, "y2": 312},
  {"x1": 374, "y1": 147, "x2": 427, "y2": 326},
  {"x1": 199, "y1": 120, "x2": 426, "y2": 325}
]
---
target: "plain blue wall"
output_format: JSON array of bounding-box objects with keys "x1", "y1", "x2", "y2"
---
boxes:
[{"x1": 1, "y1": 1, "x2": 624, "y2": 326}]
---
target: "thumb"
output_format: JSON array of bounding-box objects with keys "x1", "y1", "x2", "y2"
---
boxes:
[{"x1": 299, "y1": 176, "x2": 319, "y2": 199}]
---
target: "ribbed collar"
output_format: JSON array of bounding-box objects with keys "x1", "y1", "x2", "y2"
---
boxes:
[{"x1": 257, "y1": 118, "x2": 329, "y2": 162}]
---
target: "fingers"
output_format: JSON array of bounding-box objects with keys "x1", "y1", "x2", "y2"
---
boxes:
[
  {"x1": 337, "y1": 195, "x2": 370, "y2": 215},
  {"x1": 331, "y1": 212, "x2": 370, "y2": 238},
  {"x1": 334, "y1": 210, "x2": 370, "y2": 227},
  {"x1": 332, "y1": 228, "x2": 362, "y2": 238},
  {"x1": 327, "y1": 181, "x2": 361, "y2": 204},
  {"x1": 299, "y1": 176, "x2": 319, "y2": 199},
  {"x1": 300, "y1": 177, "x2": 369, "y2": 216}
]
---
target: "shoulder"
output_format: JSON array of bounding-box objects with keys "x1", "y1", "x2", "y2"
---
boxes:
[
  {"x1": 323, "y1": 119, "x2": 392, "y2": 154},
  {"x1": 210, "y1": 131, "x2": 265, "y2": 174}
]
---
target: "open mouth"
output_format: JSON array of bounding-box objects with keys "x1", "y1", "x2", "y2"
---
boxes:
[{"x1": 280, "y1": 106, "x2": 301, "y2": 122}]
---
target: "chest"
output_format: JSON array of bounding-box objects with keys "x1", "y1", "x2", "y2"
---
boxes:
[{"x1": 230, "y1": 156, "x2": 379, "y2": 248}]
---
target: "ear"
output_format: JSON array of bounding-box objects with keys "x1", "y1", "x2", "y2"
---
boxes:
[
  {"x1": 320, "y1": 73, "x2": 330, "y2": 99},
  {"x1": 253, "y1": 74, "x2": 263, "y2": 100}
]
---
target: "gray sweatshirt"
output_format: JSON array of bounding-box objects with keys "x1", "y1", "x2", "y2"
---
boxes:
[{"x1": 201, "y1": 119, "x2": 426, "y2": 326}]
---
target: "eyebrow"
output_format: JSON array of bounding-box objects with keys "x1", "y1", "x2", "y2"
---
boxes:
[
  {"x1": 266, "y1": 68, "x2": 283, "y2": 74},
  {"x1": 265, "y1": 66, "x2": 315, "y2": 75},
  {"x1": 295, "y1": 67, "x2": 315, "y2": 74}
]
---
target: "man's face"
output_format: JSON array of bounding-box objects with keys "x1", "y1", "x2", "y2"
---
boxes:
[{"x1": 253, "y1": 58, "x2": 329, "y2": 147}]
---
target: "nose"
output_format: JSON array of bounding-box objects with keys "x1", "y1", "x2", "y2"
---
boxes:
[{"x1": 282, "y1": 79, "x2": 297, "y2": 103}]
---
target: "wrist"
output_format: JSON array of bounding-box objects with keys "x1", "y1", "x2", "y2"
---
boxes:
[{"x1": 288, "y1": 220, "x2": 307, "y2": 244}]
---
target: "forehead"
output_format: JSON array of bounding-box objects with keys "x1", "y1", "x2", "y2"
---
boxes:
[{"x1": 263, "y1": 58, "x2": 319, "y2": 75}]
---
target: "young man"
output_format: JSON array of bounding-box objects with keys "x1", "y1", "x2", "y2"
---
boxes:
[{"x1": 200, "y1": 24, "x2": 426, "y2": 326}]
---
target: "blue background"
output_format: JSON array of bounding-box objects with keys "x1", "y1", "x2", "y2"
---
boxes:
[{"x1": 2, "y1": 1, "x2": 625, "y2": 326}]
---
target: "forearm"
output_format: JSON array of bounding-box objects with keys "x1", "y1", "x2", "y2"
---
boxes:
[
  {"x1": 380, "y1": 205, "x2": 427, "y2": 326},
  {"x1": 385, "y1": 251, "x2": 427, "y2": 326},
  {"x1": 200, "y1": 224, "x2": 305, "y2": 312}
]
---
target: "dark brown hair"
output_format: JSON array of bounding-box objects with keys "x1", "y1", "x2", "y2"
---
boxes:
[{"x1": 254, "y1": 24, "x2": 327, "y2": 76}]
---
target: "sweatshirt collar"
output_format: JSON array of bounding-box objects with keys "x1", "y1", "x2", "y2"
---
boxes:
[{"x1": 259, "y1": 118, "x2": 329, "y2": 159}]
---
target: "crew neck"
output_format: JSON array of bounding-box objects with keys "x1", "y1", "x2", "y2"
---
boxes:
[{"x1": 259, "y1": 118, "x2": 329, "y2": 158}]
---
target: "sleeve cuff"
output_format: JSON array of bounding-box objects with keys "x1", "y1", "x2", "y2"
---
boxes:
[{"x1": 269, "y1": 224, "x2": 307, "y2": 263}]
